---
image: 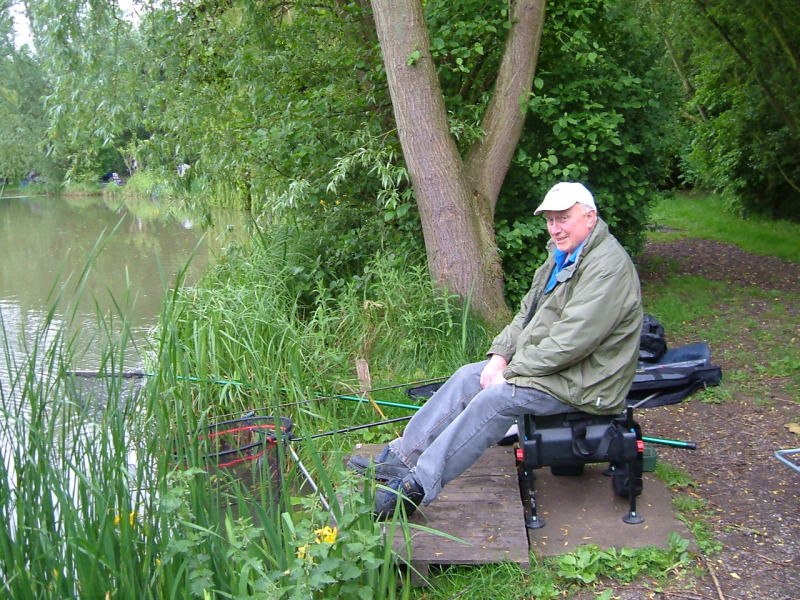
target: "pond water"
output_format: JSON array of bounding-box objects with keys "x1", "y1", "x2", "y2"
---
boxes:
[{"x1": 0, "y1": 193, "x2": 243, "y2": 395}]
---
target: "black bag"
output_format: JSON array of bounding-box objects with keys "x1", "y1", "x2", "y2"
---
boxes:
[
  {"x1": 629, "y1": 342, "x2": 722, "y2": 408},
  {"x1": 639, "y1": 313, "x2": 667, "y2": 363}
]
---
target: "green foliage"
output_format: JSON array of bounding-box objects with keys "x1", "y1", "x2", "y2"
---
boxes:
[
  {"x1": 120, "y1": 170, "x2": 176, "y2": 201},
  {"x1": 417, "y1": 0, "x2": 684, "y2": 303},
  {"x1": 494, "y1": 216, "x2": 548, "y2": 303},
  {"x1": 671, "y1": 493, "x2": 724, "y2": 555},
  {"x1": 28, "y1": 0, "x2": 143, "y2": 183},
  {"x1": 159, "y1": 464, "x2": 405, "y2": 600},
  {"x1": 0, "y1": 38, "x2": 55, "y2": 183},
  {"x1": 7, "y1": 0, "x2": 798, "y2": 314},
  {"x1": 552, "y1": 534, "x2": 692, "y2": 585},
  {"x1": 672, "y1": 494, "x2": 707, "y2": 514},
  {"x1": 407, "y1": 563, "x2": 532, "y2": 600},
  {"x1": 495, "y1": 0, "x2": 683, "y2": 303},
  {"x1": 168, "y1": 232, "x2": 491, "y2": 426},
  {"x1": 657, "y1": 0, "x2": 800, "y2": 219},
  {"x1": 426, "y1": 2, "x2": 506, "y2": 117},
  {"x1": 655, "y1": 462, "x2": 697, "y2": 489},
  {"x1": 0, "y1": 239, "x2": 413, "y2": 599},
  {"x1": 410, "y1": 537, "x2": 693, "y2": 600},
  {"x1": 11, "y1": 0, "x2": 689, "y2": 308}
]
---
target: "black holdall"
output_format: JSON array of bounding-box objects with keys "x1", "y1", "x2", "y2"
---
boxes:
[{"x1": 639, "y1": 313, "x2": 668, "y2": 363}]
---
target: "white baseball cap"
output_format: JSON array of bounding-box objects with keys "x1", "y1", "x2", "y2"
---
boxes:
[{"x1": 534, "y1": 182, "x2": 596, "y2": 215}]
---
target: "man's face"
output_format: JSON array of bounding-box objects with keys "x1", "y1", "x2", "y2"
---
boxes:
[{"x1": 543, "y1": 204, "x2": 596, "y2": 254}]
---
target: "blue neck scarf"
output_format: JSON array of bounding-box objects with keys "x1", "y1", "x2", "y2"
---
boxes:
[{"x1": 544, "y1": 241, "x2": 586, "y2": 294}]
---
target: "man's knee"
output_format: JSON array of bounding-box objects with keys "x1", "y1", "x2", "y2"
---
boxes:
[{"x1": 452, "y1": 360, "x2": 487, "y2": 381}]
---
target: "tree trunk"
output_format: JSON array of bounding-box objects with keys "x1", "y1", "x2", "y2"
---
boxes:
[{"x1": 370, "y1": 0, "x2": 546, "y2": 328}]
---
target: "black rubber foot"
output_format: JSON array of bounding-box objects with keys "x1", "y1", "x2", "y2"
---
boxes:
[
  {"x1": 525, "y1": 517, "x2": 546, "y2": 530},
  {"x1": 623, "y1": 511, "x2": 644, "y2": 525}
]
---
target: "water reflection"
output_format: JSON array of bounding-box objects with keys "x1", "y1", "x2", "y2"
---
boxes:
[{"x1": 0, "y1": 193, "x2": 241, "y2": 392}]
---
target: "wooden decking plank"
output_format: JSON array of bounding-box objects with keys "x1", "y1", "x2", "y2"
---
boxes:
[{"x1": 353, "y1": 443, "x2": 530, "y2": 582}]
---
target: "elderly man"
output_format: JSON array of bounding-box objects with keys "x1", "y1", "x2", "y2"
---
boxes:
[{"x1": 350, "y1": 182, "x2": 644, "y2": 519}]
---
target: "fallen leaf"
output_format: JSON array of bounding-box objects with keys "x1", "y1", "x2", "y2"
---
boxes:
[
  {"x1": 785, "y1": 423, "x2": 800, "y2": 435},
  {"x1": 730, "y1": 572, "x2": 741, "y2": 579}
]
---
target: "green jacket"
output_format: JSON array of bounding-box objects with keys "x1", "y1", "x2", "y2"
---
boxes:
[{"x1": 488, "y1": 219, "x2": 643, "y2": 415}]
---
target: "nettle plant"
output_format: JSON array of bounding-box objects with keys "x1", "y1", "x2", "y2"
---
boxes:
[{"x1": 552, "y1": 533, "x2": 692, "y2": 586}]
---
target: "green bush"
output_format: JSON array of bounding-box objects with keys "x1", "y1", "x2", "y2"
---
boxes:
[{"x1": 494, "y1": 0, "x2": 684, "y2": 304}]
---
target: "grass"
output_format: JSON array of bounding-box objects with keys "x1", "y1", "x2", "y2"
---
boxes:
[
  {"x1": 649, "y1": 192, "x2": 800, "y2": 263},
  {"x1": 655, "y1": 462, "x2": 696, "y2": 489},
  {"x1": 642, "y1": 278, "x2": 800, "y2": 401},
  {"x1": 642, "y1": 194, "x2": 800, "y2": 403},
  {"x1": 165, "y1": 227, "x2": 487, "y2": 457}
]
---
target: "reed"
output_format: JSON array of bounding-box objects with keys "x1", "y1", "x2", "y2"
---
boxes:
[{"x1": 166, "y1": 227, "x2": 492, "y2": 452}]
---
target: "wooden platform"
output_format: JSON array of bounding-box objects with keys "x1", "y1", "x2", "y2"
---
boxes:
[{"x1": 353, "y1": 444, "x2": 530, "y2": 583}]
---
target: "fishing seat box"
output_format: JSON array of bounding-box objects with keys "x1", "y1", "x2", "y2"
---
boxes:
[{"x1": 515, "y1": 408, "x2": 644, "y2": 529}]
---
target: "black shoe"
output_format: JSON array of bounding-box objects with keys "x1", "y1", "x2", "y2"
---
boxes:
[
  {"x1": 347, "y1": 446, "x2": 410, "y2": 481},
  {"x1": 374, "y1": 474, "x2": 424, "y2": 520}
]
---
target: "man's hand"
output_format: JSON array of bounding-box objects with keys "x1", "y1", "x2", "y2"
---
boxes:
[{"x1": 480, "y1": 354, "x2": 508, "y2": 388}]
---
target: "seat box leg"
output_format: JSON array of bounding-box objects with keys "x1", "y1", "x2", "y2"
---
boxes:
[
  {"x1": 622, "y1": 455, "x2": 644, "y2": 524},
  {"x1": 516, "y1": 447, "x2": 544, "y2": 529}
]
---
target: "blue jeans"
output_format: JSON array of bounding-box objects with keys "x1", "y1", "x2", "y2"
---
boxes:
[{"x1": 388, "y1": 360, "x2": 574, "y2": 504}]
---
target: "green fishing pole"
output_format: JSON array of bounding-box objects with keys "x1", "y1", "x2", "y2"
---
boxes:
[
  {"x1": 65, "y1": 369, "x2": 434, "y2": 412},
  {"x1": 67, "y1": 369, "x2": 696, "y2": 449}
]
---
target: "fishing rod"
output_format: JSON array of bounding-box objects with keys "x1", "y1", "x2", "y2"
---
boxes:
[
  {"x1": 641, "y1": 436, "x2": 696, "y2": 450},
  {"x1": 295, "y1": 415, "x2": 413, "y2": 440},
  {"x1": 197, "y1": 413, "x2": 413, "y2": 445},
  {"x1": 64, "y1": 369, "x2": 443, "y2": 413}
]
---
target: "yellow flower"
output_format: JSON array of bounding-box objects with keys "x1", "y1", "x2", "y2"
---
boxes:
[
  {"x1": 113, "y1": 511, "x2": 141, "y2": 527},
  {"x1": 314, "y1": 526, "x2": 338, "y2": 544},
  {"x1": 297, "y1": 526, "x2": 338, "y2": 559}
]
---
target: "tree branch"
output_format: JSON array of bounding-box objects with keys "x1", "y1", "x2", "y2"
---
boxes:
[
  {"x1": 463, "y1": 0, "x2": 546, "y2": 219},
  {"x1": 694, "y1": 0, "x2": 798, "y2": 139}
]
